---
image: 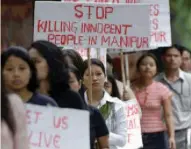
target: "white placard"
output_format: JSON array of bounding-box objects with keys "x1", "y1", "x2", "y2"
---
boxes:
[
  {"x1": 34, "y1": 1, "x2": 150, "y2": 51},
  {"x1": 119, "y1": 99, "x2": 143, "y2": 149},
  {"x1": 26, "y1": 104, "x2": 90, "y2": 149},
  {"x1": 62, "y1": 0, "x2": 171, "y2": 49}
]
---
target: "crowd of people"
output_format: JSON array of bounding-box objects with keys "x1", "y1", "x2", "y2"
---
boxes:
[{"x1": 1, "y1": 40, "x2": 191, "y2": 149}]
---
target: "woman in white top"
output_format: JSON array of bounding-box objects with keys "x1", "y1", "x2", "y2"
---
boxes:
[{"x1": 82, "y1": 58, "x2": 127, "y2": 149}]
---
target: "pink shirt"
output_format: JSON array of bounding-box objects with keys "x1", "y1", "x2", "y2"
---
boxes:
[
  {"x1": 1, "y1": 94, "x2": 29, "y2": 149},
  {"x1": 133, "y1": 81, "x2": 172, "y2": 133}
]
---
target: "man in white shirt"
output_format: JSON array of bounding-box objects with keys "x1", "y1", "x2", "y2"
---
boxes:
[{"x1": 155, "y1": 45, "x2": 191, "y2": 149}]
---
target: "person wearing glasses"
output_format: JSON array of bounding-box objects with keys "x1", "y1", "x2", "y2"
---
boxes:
[{"x1": 155, "y1": 45, "x2": 191, "y2": 149}]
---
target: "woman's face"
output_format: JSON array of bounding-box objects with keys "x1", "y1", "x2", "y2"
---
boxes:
[
  {"x1": 29, "y1": 48, "x2": 49, "y2": 81},
  {"x1": 3, "y1": 56, "x2": 31, "y2": 92},
  {"x1": 104, "y1": 80, "x2": 112, "y2": 95},
  {"x1": 138, "y1": 56, "x2": 157, "y2": 79},
  {"x1": 69, "y1": 72, "x2": 81, "y2": 92},
  {"x1": 83, "y1": 64, "x2": 105, "y2": 92}
]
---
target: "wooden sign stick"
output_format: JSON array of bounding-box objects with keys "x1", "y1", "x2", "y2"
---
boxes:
[
  {"x1": 120, "y1": 49, "x2": 126, "y2": 88},
  {"x1": 87, "y1": 48, "x2": 92, "y2": 105}
]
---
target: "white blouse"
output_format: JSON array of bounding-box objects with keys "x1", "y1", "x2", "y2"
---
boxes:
[{"x1": 85, "y1": 91, "x2": 127, "y2": 149}]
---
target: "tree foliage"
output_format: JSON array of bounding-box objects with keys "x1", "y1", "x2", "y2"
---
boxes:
[{"x1": 170, "y1": 0, "x2": 191, "y2": 51}]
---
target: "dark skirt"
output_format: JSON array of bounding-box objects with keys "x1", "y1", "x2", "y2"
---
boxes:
[{"x1": 141, "y1": 131, "x2": 169, "y2": 149}]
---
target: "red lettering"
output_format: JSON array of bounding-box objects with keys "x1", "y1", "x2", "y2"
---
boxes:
[
  {"x1": 53, "y1": 116, "x2": 68, "y2": 130},
  {"x1": 111, "y1": 36, "x2": 120, "y2": 47},
  {"x1": 74, "y1": 5, "x2": 113, "y2": 19},
  {"x1": 44, "y1": 133, "x2": 52, "y2": 148},
  {"x1": 150, "y1": 4, "x2": 159, "y2": 16},
  {"x1": 74, "y1": 4, "x2": 83, "y2": 19},
  {"x1": 151, "y1": 31, "x2": 166, "y2": 42},
  {"x1": 34, "y1": 112, "x2": 42, "y2": 124},
  {"x1": 48, "y1": 21, "x2": 53, "y2": 32},
  {"x1": 48, "y1": 34, "x2": 83, "y2": 46},
  {"x1": 85, "y1": 5, "x2": 94, "y2": 19},
  {"x1": 160, "y1": 31, "x2": 166, "y2": 42},
  {"x1": 81, "y1": 22, "x2": 131, "y2": 35},
  {"x1": 152, "y1": 18, "x2": 158, "y2": 30},
  {"x1": 54, "y1": 135, "x2": 61, "y2": 148},
  {"x1": 126, "y1": 0, "x2": 138, "y2": 3},
  {"x1": 26, "y1": 110, "x2": 31, "y2": 124},
  {"x1": 96, "y1": 6, "x2": 104, "y2": 19},
  {"x1": 28, "y1": 131, "x2": 42, "y2": 147},
  {"x1": 26, "y1": 110, "x2": 42, "y2": 124},
  {"x1": 62, "y1": 116, "x2": 68, "y2": 129},
  {"x1": 55, "y1": 35, "x2": 62, "y2": 45},
  {"x1": 128, "y1": 133, "x2": 133, "y2": 143},
  {"x1": 48, "y1": 34, "x2": 55, "y2": 42},
  {"x1": 29, "y1": 131, "x2": 61, "y2": 148},
  {"x1": 96, "y1": 6, "x2": 113, "y2": 19},
  {"x1": 101, "y1": 36, "x2": 111, "y2": 46},
  {"x1": 105, "y1": 7, "x2": 113, "y2": 18},
  {"x1": 123, "y1": 24, "x2": 133, "y2": 34},
  {"x1": 37, "y1": 20, "x2": 47, "y2": 32},
  {"x1": 88, "y1": 36, "x2": 98, "y2": 45},
  {"x1": 53, "y1": 21, "x2": 60, "y2": 32},
  {"x1": 143, "y1": 37, "x2": 149, "y2": 48},
  {"x1": 127, "y1": 118, "x2": 139, "y2": 129},
  {"x1": 101, "y1": 35, "x2": 149, "y2": 49},
  {"x1": 126, "y1": 104, "x2": 139, "y2": 117}
]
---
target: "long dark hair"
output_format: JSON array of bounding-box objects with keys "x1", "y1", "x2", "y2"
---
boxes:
[
  {"x1": 1, "y1": 81, "x2": 15, "y2": 134},
  {"x1": 29, "y1": 40, "x2": 69, "y2": 99},
  {"x1": 62, "y1": 49, "x2": 85, "y2": 76},
  {"x1": 107, "y1": 75, "x2": 120, "y2": 99},
  {"x1": 66, "y1": 65, "x2": 82, "y2": 82},
  {"x1": 1, "y1": 46, "x2": 39, "y2": 92}
]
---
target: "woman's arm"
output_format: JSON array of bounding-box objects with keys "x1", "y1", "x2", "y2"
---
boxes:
[
  {"x1": 163, "y1": 94, "x2": 174, "y2": 138},
  {"x1": 109, "y1": 104, "x2": 127, "y2": 147},
  {"x1": 163, "y1": 95, "x2": 176, "y2": 149},
  {"x1": 98, "y1": 135, "x2": 109, "y2": 149},
  {"x1": 9, "y1": 94, "x2": 29, "y2": 149}
]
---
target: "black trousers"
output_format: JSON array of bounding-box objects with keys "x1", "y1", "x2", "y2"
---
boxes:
[{"x1": 141, "y1": 131, "x2": 169, "y2": 149}]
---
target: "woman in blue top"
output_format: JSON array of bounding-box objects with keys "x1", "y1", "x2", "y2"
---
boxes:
[{"x1": 2, "y1": 46, "x2": 57, "y2": 106}]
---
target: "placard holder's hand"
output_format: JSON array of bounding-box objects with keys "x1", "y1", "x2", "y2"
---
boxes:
[{"x1": 122, "y1": 86, "x2": 130, "y2": 101}]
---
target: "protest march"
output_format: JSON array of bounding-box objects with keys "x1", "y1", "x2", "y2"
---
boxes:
[{"x1": 1, "y1": 0, "x2": 191, "y2": 149}]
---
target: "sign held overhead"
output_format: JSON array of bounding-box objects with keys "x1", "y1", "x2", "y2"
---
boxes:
[{"x1": 34, "y1": 1, "x2": 150, "y2": 50}]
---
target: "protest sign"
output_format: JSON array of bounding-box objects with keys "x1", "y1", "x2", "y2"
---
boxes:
[
  {"x1": 140, "y1": 0, "x2": 171, "y2": 48},
  {"x1": 119, "y1": 99, "x2": 143, "y2": 149},
  {"x1": 34, "y1": 2, "x2": 150, "y2": 50},
  {"x1": 25, "y1": 104, "x2": 90, "y2": 149},
  {"x1": 62, "y1": 0, "x2": 171, "y2": 48}
]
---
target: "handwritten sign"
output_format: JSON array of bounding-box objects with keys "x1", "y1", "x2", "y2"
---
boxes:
[
  {"x1": 119, "y1": 99, "x2": 143, "y2": 149},
  {"x1": 25, "y1": 104, "x2": 90, "y2": 149},
  {"x1": 34, "y1": 2, "x2": 150, "y2": 50},
  {"x1": 62, "y1": 0, "x2": 171, "y2": 48}
]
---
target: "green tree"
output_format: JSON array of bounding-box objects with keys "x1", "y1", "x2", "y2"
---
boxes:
[{"x1": 170, "y1": 0, "x2": 191, "y2": 51}]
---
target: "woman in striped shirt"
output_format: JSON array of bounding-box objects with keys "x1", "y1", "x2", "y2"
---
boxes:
[{"x1": 132, "y1": 53, "x2": 176, "y2": 149}]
